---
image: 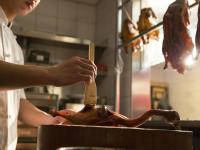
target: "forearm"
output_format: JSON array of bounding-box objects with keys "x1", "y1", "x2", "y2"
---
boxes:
[
  {"x1": 0, "y1": 56, "x2": 97, "y2": 90},
  {"x1": 0, "y1": 60, "x2": 53, "y2": 90},
  {"x1": 18, "y1": 99, "x2": 55, "y2": 127}
]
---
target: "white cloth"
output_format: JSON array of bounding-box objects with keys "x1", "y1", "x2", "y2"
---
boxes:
[{"x1": 0, "y1": 6, "x2": 26, "y2": 150}]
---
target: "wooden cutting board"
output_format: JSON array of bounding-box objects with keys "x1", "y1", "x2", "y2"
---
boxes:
[{"x1": 37, "y1": 125, "x2": 192, "y2": 150}]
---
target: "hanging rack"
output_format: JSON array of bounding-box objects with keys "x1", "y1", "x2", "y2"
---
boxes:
[
  {"x1": 117, "y1": 1, "x2": 199, "y2": 49},
  {"x1": 118, "y1": 0, "x2": 131, "y2": 10}
]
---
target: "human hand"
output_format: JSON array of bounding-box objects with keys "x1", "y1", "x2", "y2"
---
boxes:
[
  {"x1": 50, "y1": 108, "x2": 76, "y2": 117},
  {"x1": 54, "y1": 109, "x2": 76, "y2": 116},
  {"x1": 50, "y1": 116, "x2": 72, "y2": 125},
  {"x1": 48, "y1": 56, "x2": 97, "y2": 86},
  {"x1": 50, "y1": 109, "x2": 76, "y2": 125}
]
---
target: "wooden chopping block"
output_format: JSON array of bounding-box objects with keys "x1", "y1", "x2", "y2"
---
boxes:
[{"x1": 37, "y1": 125, "x2": 192, "y2": 150}]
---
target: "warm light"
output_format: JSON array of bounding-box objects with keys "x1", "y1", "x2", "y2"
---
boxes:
[
  {"x1": 188, "y1": 0, "x2": 196, "y2": 5},
  {"x1": 192, "y1": 47, "x2": 198, "y2": 58},
  {"x1": 184, "y1": 47, "x2": 198, "y2": 67},
  {"x1": 185, "y1": 55, "x2": 194, "y2": 66}
]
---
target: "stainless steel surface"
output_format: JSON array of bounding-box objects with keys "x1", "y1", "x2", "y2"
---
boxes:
[
  {"x1": 57, "y1": 147, "x2": 123, "y2": 150},
  {"x1": 25, "y1": 93, "x2": 58, "y2": 108},
  {"x1": 29, "y1": 99, "x2": 58, "y2": 108},
  {"x1": 26, "y1": 93, "x2": 58, "y2": 101},
  {"x1": 131, "y1": 67, "x2": 151, "y2": 118},
  {"x1": 14, "y1": 29, "x2": 91, "y2": 46}
]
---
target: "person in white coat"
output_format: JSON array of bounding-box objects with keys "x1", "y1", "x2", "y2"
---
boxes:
[{"x1": 0, "y1": 0, "x2": 97, "y2": 149}]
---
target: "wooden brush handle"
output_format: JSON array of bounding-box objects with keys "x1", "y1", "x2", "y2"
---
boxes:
[
  {"x1": 84, "y1": 42, "x2": 97, "y2": 105},
  {"x1": 89, "y1": 43, "x2": 95, "y2": 62}
]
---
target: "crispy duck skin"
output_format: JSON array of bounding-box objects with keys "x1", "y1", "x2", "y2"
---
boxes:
[
  {"x1": 121, "y1": 18, "x2": 142, "y2": 53},
  {"x1": 162, "y1": 0, "x2": 194, "y2": 73},
  {"x1": 195, "y1": 0, "x2": 200, "y2": 58},
  {"x1": 137, "y1": 7, "x2": 159, "y2": 44},
  {"x1": 51, "y1": 105, "x2": 180, "y2": 129}
]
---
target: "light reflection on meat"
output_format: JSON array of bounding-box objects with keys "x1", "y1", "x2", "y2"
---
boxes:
[{"x1": 162, "y1": 0, "x2": 194, "y2": 73}]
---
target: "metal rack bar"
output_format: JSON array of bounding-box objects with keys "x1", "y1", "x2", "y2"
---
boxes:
[
  {"x1": 117, "y1": 1, "x2": 199, "y2": 49},
  {"x1": 118, "y1": 0, "x2": 130, "y2": 10}
]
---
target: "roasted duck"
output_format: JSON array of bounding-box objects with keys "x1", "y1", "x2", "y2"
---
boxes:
[
  {"x1": 162, "y1": 0, "x2": 194, "y2": 73},
  {"x1": 51, "y1": 104, "x2": 180, "y2": 129},
  {"x1": 121, "y1": 18, "x2": 142, "y2": 53},
  {"x1": 195, "y1": 0, "x2": 200, "y2": 58},
  {"x1": 137, "y1": 7, "x2": 159, "y2": 44}
]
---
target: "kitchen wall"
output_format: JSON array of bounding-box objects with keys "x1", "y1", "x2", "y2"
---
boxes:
[
  {"x1": 14, "y1": 0, "x2": 96, "y2": 41},
  {"x1": 151, "y1": 60, "x2": 200, "y2": 120}
]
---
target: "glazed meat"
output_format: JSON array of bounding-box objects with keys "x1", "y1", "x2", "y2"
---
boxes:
[
  {"x1": 121, "y1": 18, "x2": 142, "y2": 53},
  {"x1": 195, "y1": 0, "x2": 200, "y2": 58},
  {"x1": 162, "y1": 0, "x2": 194, "y2": 73},
  {"x1": 52, "y1": 105, "x2": 180, "y2": 129},
  {"x1": 137, "y1": 7, "x2": 159, "y2": 44}
]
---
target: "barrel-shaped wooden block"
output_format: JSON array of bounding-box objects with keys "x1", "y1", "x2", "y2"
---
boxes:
[{"x1": 37, "y1": 125, "x2": 192, "y2": 150}]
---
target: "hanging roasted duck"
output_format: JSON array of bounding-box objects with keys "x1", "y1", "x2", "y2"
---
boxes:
[
  {"x1": 121, "y1": 18, "x2": 142, "y2": 53},
  {"x1": 195, "y1": 0, "x2": 200, "y2": 58},
  {"x1": 162, "y1": 0, "x2": 194, "y2": 73},
  {"x1": 137, "y1": 7, "x2": 159, "y2": 44}
]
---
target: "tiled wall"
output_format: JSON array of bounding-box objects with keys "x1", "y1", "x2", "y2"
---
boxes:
[{"x1": 14, "y1": 0, "x2": 96, "y2": 41}]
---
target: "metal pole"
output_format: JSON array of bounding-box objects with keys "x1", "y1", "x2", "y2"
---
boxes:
[
  {"x1": 115, "y1": 0, "x2": 123, "y2": 113},
  {"x1": 118, "y1": 0, "x2": 130, "y2": 10}
]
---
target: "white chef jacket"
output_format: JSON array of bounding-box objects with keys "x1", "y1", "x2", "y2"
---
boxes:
[{"x1": 0, "y1": 6, "x2": 26, "y2": 150}]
